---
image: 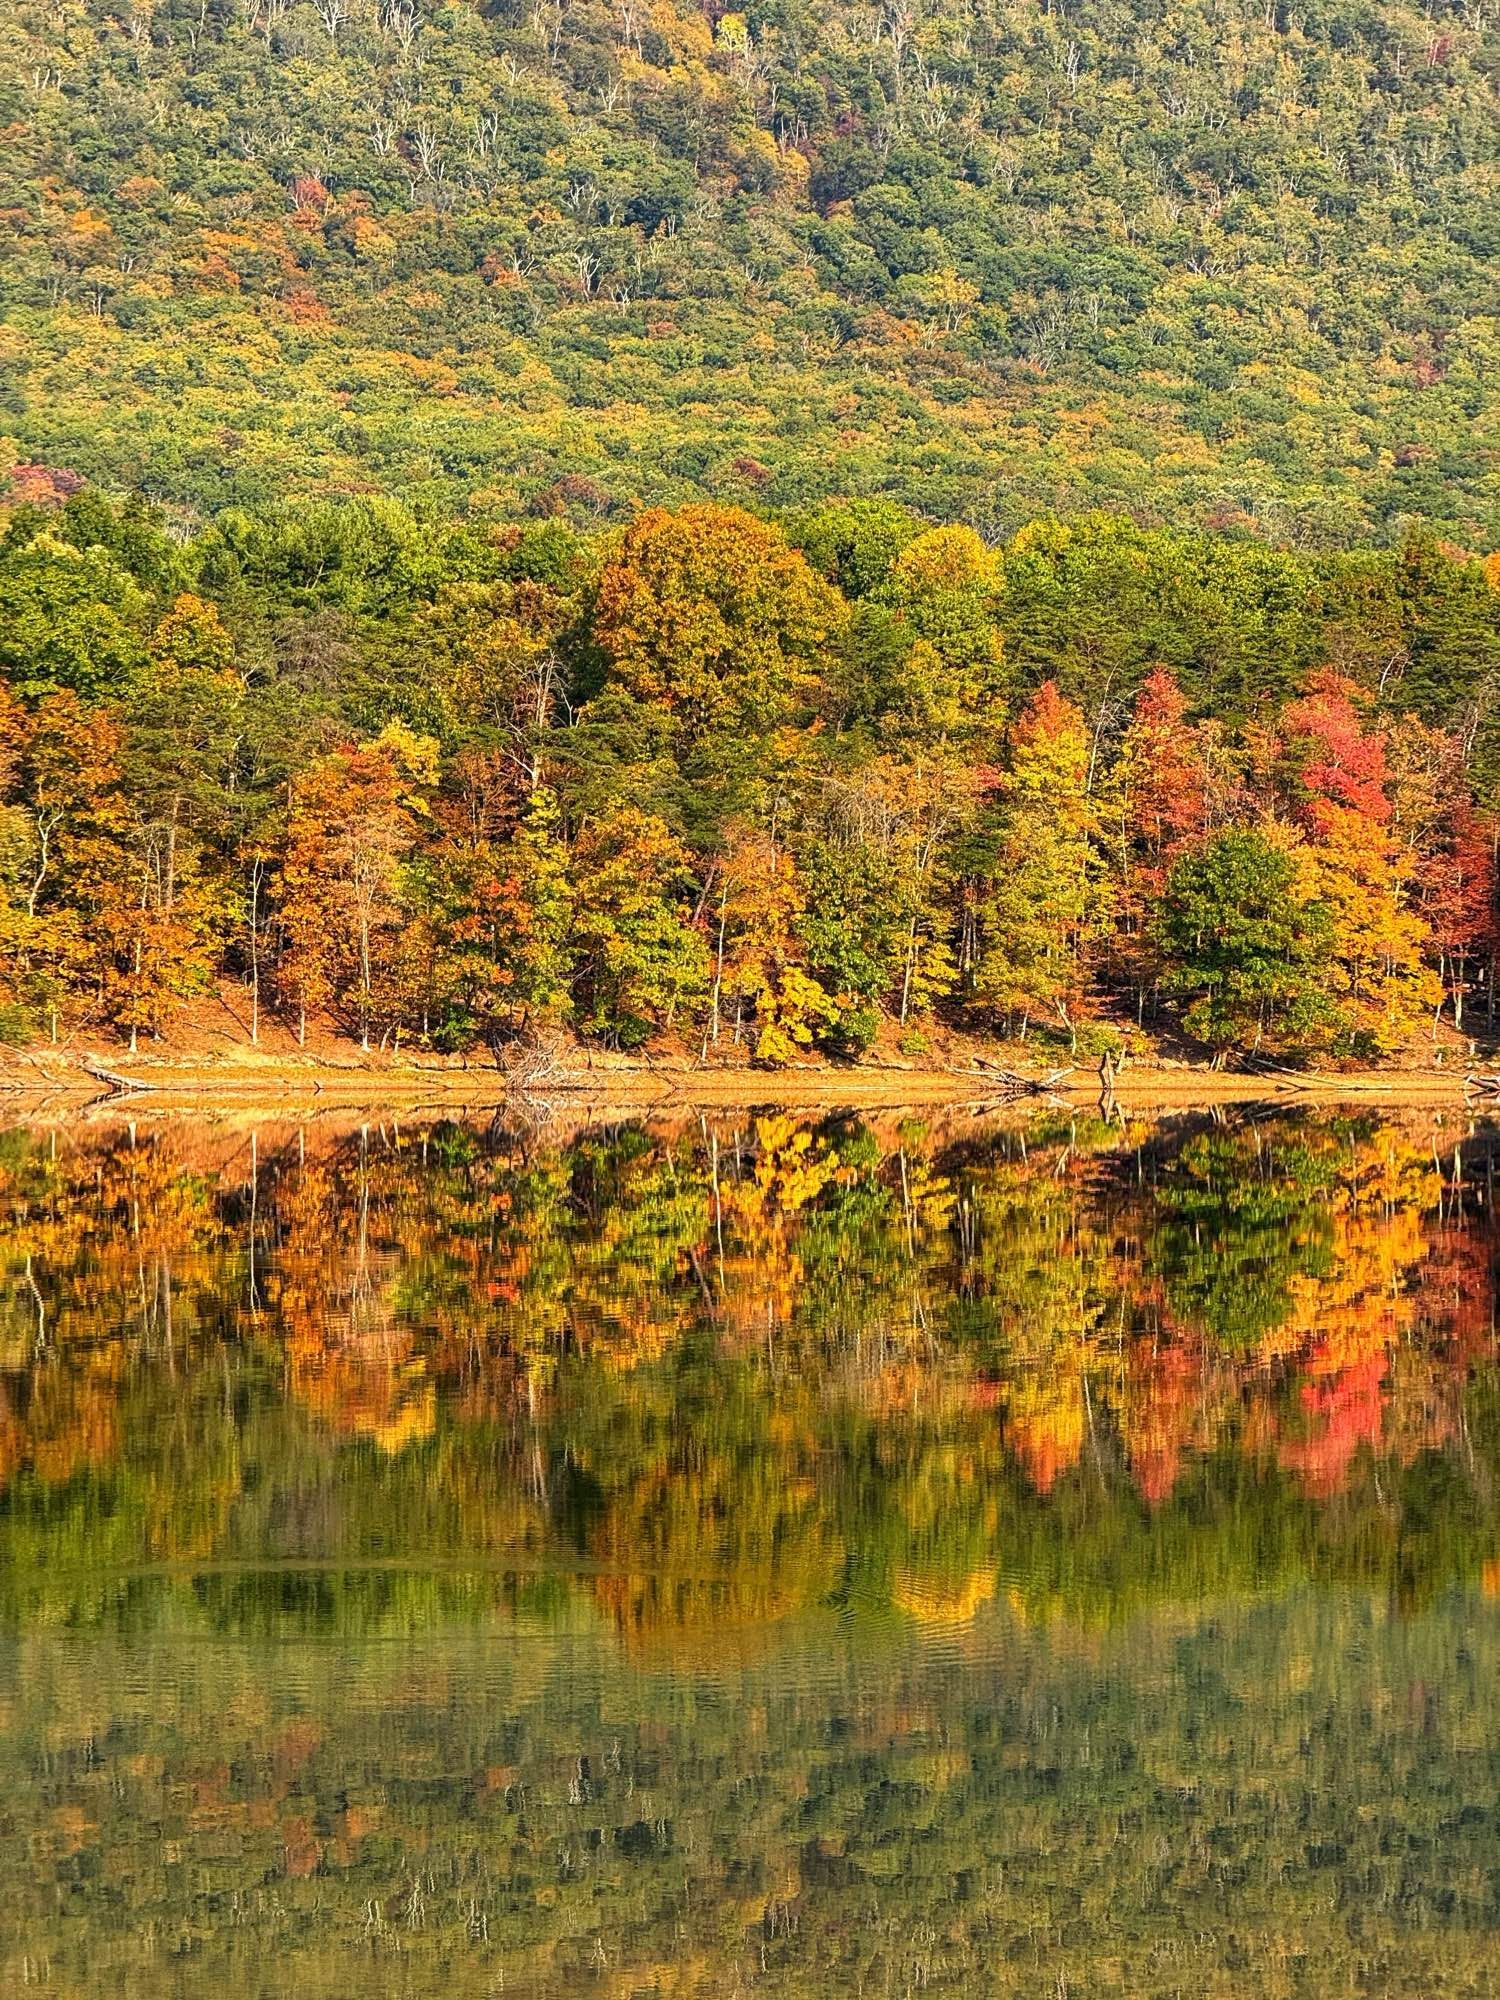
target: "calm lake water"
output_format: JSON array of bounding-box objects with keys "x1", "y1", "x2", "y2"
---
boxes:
[{"x1": 1, "y1": 1105, "x2": 1498, "y2": 1996}]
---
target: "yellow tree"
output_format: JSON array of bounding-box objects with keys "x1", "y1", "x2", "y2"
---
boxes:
[
  {"x1": 972, "y1": 682, "x2": 1109, "y2": 1044},
  {"x1": 713, "y1": 826, "x2": 836, "y2": 1065},
  {"x1": 592, "y1": 504, "x2": 844, "y2": 738},
  {"x1": 879, "y1": 522, "x2": 1007, "y2": 735},
  {"x1": 1276, "y1": 673, "x2": 1438, "y2": 1054},
  {"x1": 1311, "y1": 805, "x2": 1439, "y2": 1054}
]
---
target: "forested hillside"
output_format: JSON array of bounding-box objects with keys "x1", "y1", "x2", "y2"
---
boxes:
[
  {"x1": 2, "y1": 0, "x2": 1497, "y2": 539},
  {"x1": 2, "y1": 490, "x2": 1498, "y2": 1063}
]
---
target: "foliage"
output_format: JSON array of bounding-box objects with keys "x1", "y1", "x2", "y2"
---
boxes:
[
  {"x1": 1, "y1": 0, "x2": 1497, "y2": 545},
  {"x1": 1157, "y1": 826, "x2": 1335, "y2": 1054},
  {"x1": 0, "y1": 491, "x2": 1495, "y2": 1057},
  {"x1": 972, "y1": 682, "x2": 1107, "y2": 1041}
]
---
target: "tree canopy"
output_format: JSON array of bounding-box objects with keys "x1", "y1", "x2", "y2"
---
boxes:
[
  {"x1": 1, "y1": 489, "x2": 1497, "y2": 1064},
  {"x1": 0, "y1": 0, "x2": 1496, "y2": 542}
]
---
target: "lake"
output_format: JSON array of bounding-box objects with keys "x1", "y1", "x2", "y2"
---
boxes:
[{"x1": 1, "y1": 1104, "x2": 1498, "y2": 1996}]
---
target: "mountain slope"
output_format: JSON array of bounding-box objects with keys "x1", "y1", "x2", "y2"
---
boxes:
[{"x1": 2, "y1": 0, "x2": 1496, "y2": 539}]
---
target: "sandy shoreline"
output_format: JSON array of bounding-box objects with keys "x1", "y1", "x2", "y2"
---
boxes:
[{"x1": 0, "y1": 1047, "x2": 1487, "y2": 1117}]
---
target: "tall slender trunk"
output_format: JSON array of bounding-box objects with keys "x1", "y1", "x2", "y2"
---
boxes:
[
  {"x1": 704, "y1": 884, "x2": 727, "y2": 1055},
  {"x1": 165, "y1": 799, "x2": 180, "y2": 913},
  {"x1": 359, "y1": 912, "x2": 372, "y2": 1051},
  {"x1": 129, "y1": 876, "x2": 145, "y2": 1054},
  {"x1": 27, "y1": 811, "x2": 59, "y2": 920},
  {"x1": 248, "y1": 857, "x2": 263, "y2": 1045},
  {"x1": 899, "y1": 913, "x2": 919, "y2": 1024}
]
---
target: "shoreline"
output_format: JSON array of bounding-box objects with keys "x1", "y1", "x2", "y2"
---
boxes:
[{"x1": 0, "y1": 1047, "x2": 1488, "y2": 1116}]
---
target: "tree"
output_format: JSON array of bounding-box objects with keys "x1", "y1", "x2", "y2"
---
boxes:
[
  {"x1": 1387, "y1": 721, "x2": 1497, "y2": 1033},
  {"x1": 713, "y1": 826, "x2": 836, "y2": 1065},
  {"x1": 1417, "y1": 798, "x2": 1497, "y2": 1033},
  {"x1": 799, "y1": 753, "x2": 971, "y2": 1042},
  {"x1": 971, "y1": 684, "x2": 1107, "y2": 1042},
  {"x1": 1156, "y1": 827, "x2": 1334, "y2": 1057},
  {"x1": 0, "y1": 533, "x2": 150, "y2": 701},
  {"x1": 1108, "y1": 666, "x2": 1214, "y2": 1014},
  {"x1": 95, "y1": 852, "x2": 221, "y2": 1053},
  {"x1": 1273, "y1": 673, "x2": 1438, "y2": 1053},
  {"x1": 1311, "y1": 806, "x2": 1439, "y2": 1056},
  {"x1": 1395, "y1": 534, "x2": 1500, "y2": 785},
  {"x1": 874, "y1": 524, "x2": 1007, "y2": 735},
  {"x1": 275, "y1": 724, "x2": 437, "y2": 1048},
  {"x1": 1277, "y1": 670, "x2": 1392, "y2": 832},
  {"x1": 787, "y1": 499, "x2": 923, "y2": 599},
  {"x1": 416, "y1": 762, "x2": 574, "y2": 1047},
  {"x1": 409, "y1": 578, "x2": 573, "y2": 785},
  {"x1": 115, "y1": 595, "x2": 245, "y2": 1040},
  {"x1": 0, "y1": 691, "x2": 129, "y2": 1039},
  {"x1": 592, "y1": 506, "x2": 842, "y2": 739},
  {"x1": 570, "y1": 807, "x2": 709, "y2": 1046},
  {"x1": 150, "y1": 591, "x2": 236, "y2": 676}
]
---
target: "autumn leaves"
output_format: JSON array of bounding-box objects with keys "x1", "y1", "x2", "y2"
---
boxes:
[{"x1": 0, "y1": 493, "x2": 1496, "y2": 1065}]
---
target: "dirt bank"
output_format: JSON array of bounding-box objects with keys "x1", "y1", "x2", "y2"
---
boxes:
[{"x1": 0, "y1": 1041, "x2": 1487, "y2": 1118}]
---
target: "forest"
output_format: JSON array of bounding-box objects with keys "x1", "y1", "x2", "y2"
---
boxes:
[
  {"x1": 1, "y1": 486, "x2": 1499, "y2": 1065},
  {"x1": 2, "y1": 0, "x2": 1497, "y2": 543}
]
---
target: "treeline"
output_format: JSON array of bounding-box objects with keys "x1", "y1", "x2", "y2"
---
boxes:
[{"x1": 1, "y1": 489, "x2": 1499, "y2": 1062}]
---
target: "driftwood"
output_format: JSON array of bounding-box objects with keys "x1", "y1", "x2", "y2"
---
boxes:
[
  {"x1": 1465, "y1": 1072, "x2": 1500, "y2": 1101},
  {"x1": 492, "y1": 1032, "x2": 568, "y2": 1100},
  {"x1": 1233, "y1": 1059, "x2": 1320, "y2": 1092},
  {"x1": 966, "y1": 1061, "x2": 1075, "y2": 1100},
  {"x1": 81, "y1": 1054, "x2": 156, "y2": 1097}
]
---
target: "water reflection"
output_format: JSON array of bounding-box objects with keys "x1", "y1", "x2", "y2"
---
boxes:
[{"x1": 1, "y1": 1106, "x2": 1498, "y2": 1993}]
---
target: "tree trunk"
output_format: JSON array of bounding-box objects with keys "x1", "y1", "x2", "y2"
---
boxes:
[
  {"x1": 248, "y1": 858, "x2": 262, "y2": 1046},
  {"x1": 899, "y1": 913, "x2": 919, "y2": 1025},
  {"x1": 704, "y1": 885, "x2": 727, "y2": 1055}
]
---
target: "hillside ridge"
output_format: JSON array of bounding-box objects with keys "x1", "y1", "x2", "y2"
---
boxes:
[{"x1": 2, "y1": 0, "x2": 1496, "y2": 538}]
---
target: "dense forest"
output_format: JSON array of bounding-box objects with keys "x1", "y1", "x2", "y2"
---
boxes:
[
  {"x1": 1, "y1": 487, "x2": 1498, "y2": 1063},
  {"x1": 2, "y1": 0, "x2": 1497, "y2": 541}
]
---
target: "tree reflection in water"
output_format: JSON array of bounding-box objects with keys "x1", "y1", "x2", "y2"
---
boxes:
[{"x1": 1, "y1": 1106, "x2": 1498, "y2": 1995}]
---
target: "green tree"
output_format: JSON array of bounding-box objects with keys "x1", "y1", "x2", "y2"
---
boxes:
[
  {"x1": 571, "y1": 807, "x2": 709, "y2": 1046},
  {"x1": 0, "y1": 533, "x2": 149, "y2": 700},
  {"x1": 1157, "y1": 828, "x2": 1335, "y2": 1057}
]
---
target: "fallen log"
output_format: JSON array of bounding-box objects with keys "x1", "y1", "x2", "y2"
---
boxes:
[{"x1": 81, "y1": 1054, "x2": 156, "y2": 1096}]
